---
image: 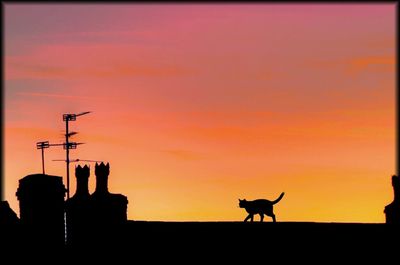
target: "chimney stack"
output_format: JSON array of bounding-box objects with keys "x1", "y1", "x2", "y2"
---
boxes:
[
  {"x1": 74, "y1": 165, "x2": 90, "y2": 198},
  {"x1": 94, "y1": 162, "x2": 110, "y2": 194}
]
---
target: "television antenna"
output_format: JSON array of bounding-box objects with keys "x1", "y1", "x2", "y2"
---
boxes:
[
  {"x1": 62, "y1": 111, "x2": 91, "y2": 199},
  {"x1": 36, "y1": 141, "x2": 50, "y2": 174},
  {"x1": 36, "y1": 141, "x2": 85, "y2": 175}
]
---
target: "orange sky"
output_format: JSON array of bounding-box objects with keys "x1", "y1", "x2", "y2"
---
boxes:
[{"x1": 4, "y1": 3, "x2": 396, "y2": 222}]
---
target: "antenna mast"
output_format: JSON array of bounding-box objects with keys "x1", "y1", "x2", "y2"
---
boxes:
[{"x1": 62, "y1": 111, "x2": 91, "y2": 199}]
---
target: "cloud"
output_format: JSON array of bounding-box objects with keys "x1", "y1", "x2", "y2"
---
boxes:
[
  {"x1": 16, "y1": 92, "x2": 95, "y2": 100},
  {"x1": 5, "y1": 43, "x2": 191, "y2": 80},
  {"x1": 346, "y1": 55, "x2": 395, "y2": 75},
  {"x1": 161, "y1": 149, "x2": 206, "y2": 160},
  {"x1": 6, "y1": 60, "x2": 189, "y2": 80},
  {"x1": 309, "y1": 55, "x2": 395, "y2": 75},
  {"x1": 5, "y1": 126, "x2": 60, "y2": 140}
]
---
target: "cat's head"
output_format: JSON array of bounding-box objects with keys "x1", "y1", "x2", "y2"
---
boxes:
[{"x1": 238, "y1": 199, "x2": 247, "y2": 208}]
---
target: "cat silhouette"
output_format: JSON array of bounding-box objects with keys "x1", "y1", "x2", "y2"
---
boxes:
[{"x1": 239, "y1": 192, "x2": 285, "y2": 222}]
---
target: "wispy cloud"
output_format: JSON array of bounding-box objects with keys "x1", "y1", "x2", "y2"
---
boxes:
[
  {"x1": 5, "y1": 126, "x2": 60, "y2": 139},
  {"x1": 16, "y1": 92, "x2": 95, "y2": 100},
  {"x1": 5, "y1": 42, "x2": 191, "y2": 81},
  {"x1": 161, "y1": 149, "x2": 206, "y2": 160},
  {"x1": 36, "y1": 29, "x2": 158, "y2": 40},
  {"x1": 6, "y1": 60, "x2": 190, "y2": 80},
  {"x1": 306, "y1": 55, "x2": 395, "y2": 76},
  {"x1": 346, "y1": 55, "x2": 395, "y2": 75}
]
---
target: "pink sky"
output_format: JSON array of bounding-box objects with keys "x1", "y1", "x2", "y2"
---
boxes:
[{"x1": 4, "y1": 3, "x2": 396, "y2": 222}]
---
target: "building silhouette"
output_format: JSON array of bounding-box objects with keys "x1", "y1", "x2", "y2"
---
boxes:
[
  {"x1": 0, "y1": 201, "x2": 20, "y2": 249},
  {"x1": 0, "y1": 201, "x2": 19, "y2": 225}
]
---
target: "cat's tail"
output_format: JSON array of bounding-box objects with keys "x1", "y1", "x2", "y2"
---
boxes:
[{"x1": 272, "y1": 192, "x2": 285, "y2": 205}]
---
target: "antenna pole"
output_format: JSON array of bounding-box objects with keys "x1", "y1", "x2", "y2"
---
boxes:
[
  {"x1": 42, "y1": 148, "x2": 45, "y2": 174},
  {"x1": 66, "y1": 118, "x2": 70, "y2": 199}
]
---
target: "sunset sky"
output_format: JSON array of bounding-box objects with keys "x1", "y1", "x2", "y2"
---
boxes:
[{"x1": 4, "y1": 3, "x2": 396, "y2": 222}]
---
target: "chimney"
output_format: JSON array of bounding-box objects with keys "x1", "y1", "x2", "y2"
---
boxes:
[
  {"x1": 16, "y1": 174, "x2": 66, "y2": 246},
  {"x1": 74, "y1": 165, "x2": 90, "y2": 197},
  {"x1": 95, "y1": 162, "x2": 110, "y2": 194}
]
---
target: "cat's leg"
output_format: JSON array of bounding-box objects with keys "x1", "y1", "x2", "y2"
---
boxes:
[
  {"x1": 259, "y1": 214, "x2": 264, "y2": 222},
  {"x1": 244, "y1": 214, "x2": 252, "y2": 222},
  {"x1": 271, "y1": 214, "x2": 276, "y2": 223},
  {"x1": 250, "y1": 215, "x2": 254, "y2": 222}
]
